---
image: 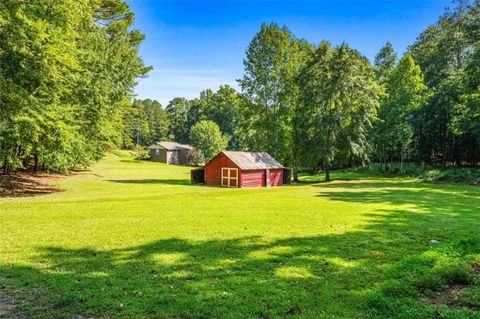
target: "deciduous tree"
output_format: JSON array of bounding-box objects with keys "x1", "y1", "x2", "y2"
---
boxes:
[
  {"x1": 189, "y1": 120, "x2": 229, "y2": 162},
  {"x1": 240, "y1": 23, "x2": 312, "y2": 176},
  {"x1": 298, "y1": 43, "x2": 381, "y2": 181}
]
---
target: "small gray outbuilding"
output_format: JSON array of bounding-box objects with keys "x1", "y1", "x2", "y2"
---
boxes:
[{"x1": 147, "y1": 141, "x2": 194, "y2": 165}]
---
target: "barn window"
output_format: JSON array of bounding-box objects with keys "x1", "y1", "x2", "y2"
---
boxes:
[
  {"x1": 155, "y1": 149, "x2": 160, "y2": 155},
  {"x1": 221, "y1": 167, "x2": 238, "y2": 187}
]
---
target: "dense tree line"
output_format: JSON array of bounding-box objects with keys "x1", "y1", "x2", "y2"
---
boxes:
[
  {"x1": 371, "y1": 0, "x2": 480, "y2": 169},
  {"x1": 408, "y1": 0, "x2": 480, "y2": 166},
  {"x1": 3, "y1": 0, "x2": 478, "y2": 178},
  {"x1": 131, "y1": 1, "x2": 478, "y2": 181},
  {"x1": 122, "y1": 99, "x2": 170, "y2": 148},
  {"x1": 124, "y1": 85, "x2": 247, "y2": 151},
  {"x1": 0, "y1": 0, "x2": 149, "y2": 172}
]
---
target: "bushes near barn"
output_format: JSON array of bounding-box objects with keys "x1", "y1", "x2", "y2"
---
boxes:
[
  {"x1": 358, "y1": 163, "x2": 480, "y2": 185},
  {"x1": 132, "y1": 145, "x2": 149, "y2": 160}
]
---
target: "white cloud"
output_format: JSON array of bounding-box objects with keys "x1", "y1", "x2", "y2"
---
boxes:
[{"x1": 133, "y1": 68, "x2": 240, "y2": 106}]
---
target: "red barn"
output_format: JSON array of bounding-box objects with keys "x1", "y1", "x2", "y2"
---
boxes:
[{"x1": 191, "y1": 151, "x2": 290, "y2": 187}]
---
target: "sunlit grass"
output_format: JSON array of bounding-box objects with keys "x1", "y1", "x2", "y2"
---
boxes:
[{"x1": 1, "y1": 152, "x2": 479, "y2": 318}]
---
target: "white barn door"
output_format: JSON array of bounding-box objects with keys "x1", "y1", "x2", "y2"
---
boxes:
[{"x1": 221, "y1": 167, "x2": 239, "y2": 187}]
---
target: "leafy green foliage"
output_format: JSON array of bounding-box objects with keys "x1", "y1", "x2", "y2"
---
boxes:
[
  {"x1": 373, "y1": 53, "x2": 428, "y2": 173},
  {"x1": 201, "y1": 85, "x2": 246, "y2": 149},
  {"x1": 188, "y1": 85, "x2": 247, "y2": 150},
  {"x1": 0, "y1": 0, "x2": 149, "y2": 172},
  {"x1": 131, "y1": 144, "x2": 149, "y2": 160},
  {"x1": 409, "y1": 0, "x2": 480, "y2": 166},
  {"x1": 240, "y1": 23, "x2": 312, "y2": 169},
  {"x1": 374, "y1": 41, "x2": 397, "y2": 82},
  {"x1": 4, "y1": 0, "x2": 480, "y2": 176},
  {"x1": 359, "y1": 163, "x2": 480, "y2": 184},
  {"x1": 165, "y1": 97, "x2": 191, "y2": 144},
  {"x1": 189, "y1": 120, "x2": 229, "y2": 161},
  {"x1": 297, "y1": 43, "x2": 381, "y2": 181},
  {"x1": 122, "y1": 99, "x2": 170, "y2": 148}
]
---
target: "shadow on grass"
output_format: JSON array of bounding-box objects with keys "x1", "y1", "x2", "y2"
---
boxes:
[
  {"x1": 294, "y1": 178, "x2": 361, "y2": 185},
  {"x1": 107, "y1": 178, "x2": 192, "y2": 186},
  {"x1": 314, "y1": 180, "x2": 479, "y2": 217},
  {"x1": 119, "y1": 159, "x2": 149, "y2": 164},
  {"x1": 2, "y1": 179, "x2": 479, "y2": 318},
  {"x1": 0, "y1": 172, "x2": 64, "y2": 198}
]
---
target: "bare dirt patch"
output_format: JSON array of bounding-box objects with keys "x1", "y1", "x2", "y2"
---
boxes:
[
  {"x1": 473, "y1": 263, "x2": 480, "y2": 274},
  {"x1": 0, "y1": 278, "x2": 26, "y2": 319},
  {"x1": 0, "y1": 172, "x2": 64, "y2": 198},
  {"x1": 422, "y1": 284, "x2": 479, "y2": 310}
]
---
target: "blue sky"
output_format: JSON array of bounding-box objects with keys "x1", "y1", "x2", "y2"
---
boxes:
[{"x1": 126, "y1": 0, "x2": 451, "y2": 105}]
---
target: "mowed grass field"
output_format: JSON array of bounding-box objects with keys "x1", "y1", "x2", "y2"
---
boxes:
[{"x1": 1, "y1": 151, "x2": 479, "y2": 319}]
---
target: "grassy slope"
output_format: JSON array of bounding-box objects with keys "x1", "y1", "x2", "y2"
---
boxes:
[{"x1": 0, "y1": 152, "x2": 479, "y2": 318}]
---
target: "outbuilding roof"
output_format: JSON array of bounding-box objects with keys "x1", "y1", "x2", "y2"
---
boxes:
[
  {"x1": 148, "y1": 141, "x2": 193, "y2": 151},
  {"x1": 222, "y1": 151, "x2": 284, "y2": 170}
]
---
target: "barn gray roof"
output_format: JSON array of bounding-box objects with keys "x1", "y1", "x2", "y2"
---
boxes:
[
  {"x1": 223, "y1": 151, "x2": 284, "y2": 170},
  {"x1": 148, "y1": 141, "x2": 193, "y2": 151}
]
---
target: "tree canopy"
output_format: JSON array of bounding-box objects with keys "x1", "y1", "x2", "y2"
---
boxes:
[
  {"x1": 297, "y1": 43, "x2": 381, "y2": 181},
  {"x1": 408, "y1": 0, "x2": 480, "y2": 166},
  {"x1": 0, "y1": 0, "x2": 149, "y2": 172},
  {"x1": 3, "y1": 0, "x2": 480, "y2": 177},
  {"x1": 189, "y1": 120, "x2": 229, "y2": 162}
]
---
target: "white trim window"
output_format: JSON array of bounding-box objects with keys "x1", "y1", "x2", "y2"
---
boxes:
[
  {"x1": 155, "y1": 149, "x2": 160, "y2": 155},
  {"x1": 221, "y1": 167, "x2": 239, "y2": 187}
]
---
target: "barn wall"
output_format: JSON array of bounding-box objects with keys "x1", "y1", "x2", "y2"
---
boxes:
[
  {"x1": 268, "y1": 169, "x2": 283, "y2": 186},
  {"x1": 149, "y1": 149, "x2": 159, "y2": 161},
  {"x1": 159, "y1": 149, "x2": 168, "y2": 163},
  {"x1": 240, "y1": 169, "x2": 265, "y2": 187},
  {"x1": 205, "y1": 153, "x2": 239, "y2": 186},
  {"x1": 177, "y1": 150, "x2": 189, "y2": 165},
  {"x1": 150, "y1": 149, "x2": 167, "y2": 162},
  {"x1": 167, "y1": 150, "x2": 178, "y2": 164},
  {"x1": 150, "y1": 150, "x2": 189, "y2": 165}
]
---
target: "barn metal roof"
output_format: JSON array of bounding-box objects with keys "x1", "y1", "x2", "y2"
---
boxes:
[
  {"x1": 147, "y1": 141, "x2": 193, "y2": 151},
  {"x1": 222, "y1": 151, "x2": 284, "y2": 170}
]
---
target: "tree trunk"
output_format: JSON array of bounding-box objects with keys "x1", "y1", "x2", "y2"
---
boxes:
[
  {"x1": 34, "y1": 152, "x2": 39, "y2": 173},
  {"x1": 442, "y1": 129, "x2": 448, "y2": 167},
  {"x1": 291, "y1": 151, "x2": 299, "y2": 182},
  {"x1": 383, "y1": 145, "x2": 387, "y2": 172},
  {"x1": 400, "y1": 148, "x2": 404, "y2": 174},
  {"x1": 325, "y1": 160, "x2": 330, "y2": 182},
  {"x1": 293, "y1": 161, "x2": 299, "y2": 182},
  {"x1": 3, "y1": 157, "x2": 8, "y2": 175},
  {"x1": 400, "y1": 142, "x2": 408, "y2": 174},
  {"x1": 454, "y1": 138, "x2": 460, "y2": 167}
]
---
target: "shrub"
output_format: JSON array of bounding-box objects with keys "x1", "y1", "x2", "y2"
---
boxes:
[
  {"x1": 357, "y1": 163, "x2": 480, "y2": 184},
  {"x1": 132, "y1": 144, "x2": 149, "y2": 160}
]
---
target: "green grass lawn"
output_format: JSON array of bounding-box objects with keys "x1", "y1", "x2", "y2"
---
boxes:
[{"x1": 1, "y1": 151, "x2": 479, "y2": 318}]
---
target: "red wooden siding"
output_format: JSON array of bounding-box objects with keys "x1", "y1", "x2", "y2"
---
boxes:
[
  {"x1": 240, "y1": 170, "x2": 265, "y2": 187},
  {"x1": 202, "y1": 151, "x2": 286, "y2": 187},
  {"x1": 268, "y1": 169, "x2": 283, "y2": 186},
  {"x1": 205, "y1": 153, "x2": 239, "y2": 186}
]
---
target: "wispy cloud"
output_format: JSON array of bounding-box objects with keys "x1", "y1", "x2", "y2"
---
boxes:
[{"x1": 134, "y1": 67, "x2": 240, "y2": 106}]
